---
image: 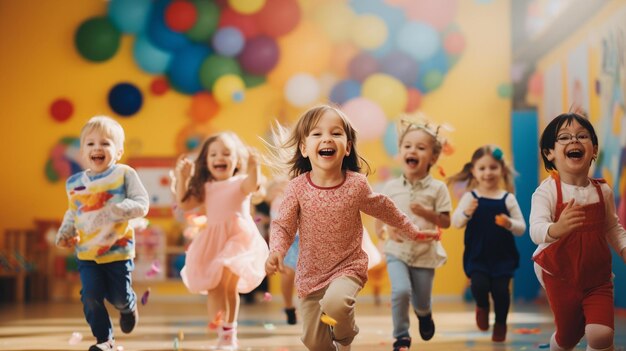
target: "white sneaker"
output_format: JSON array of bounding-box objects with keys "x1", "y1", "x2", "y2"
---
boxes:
[
  {"x1": 216, "y1": 324, "x2": 238, "y2": 350},
  {"x1": 89, "y1": 340, "x2": 115, "y2": 351}
]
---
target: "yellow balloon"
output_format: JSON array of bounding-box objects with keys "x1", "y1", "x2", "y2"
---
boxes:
[
  {"x1": 362, "y1": 74, "x2": 408, "y2": 118},
  {"x1": 228, "y1": 0, "x2": 265, "y2": 14},
  {"x1": 351, "y1": 15, "x2": 388, "y2": 50},
  {"x1": 213, "y1": 74, "x2": 245, "y2": 105},
  {"x1": 312, "y1": 2, "x2": 355, "y2": 43}
]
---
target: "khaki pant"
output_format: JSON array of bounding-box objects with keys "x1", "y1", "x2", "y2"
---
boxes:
[{"x1": 300, "y1": 276, "x2": 363, "y2": 351}]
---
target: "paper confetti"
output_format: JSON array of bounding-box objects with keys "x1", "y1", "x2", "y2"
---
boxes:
[
  {"x1": 320, "y1": 313, "x2": 337, "y2": 327},
  {"x1": 68, "y1": 331, "x2": 83, "y2": 345},
  {"x1": 141, "y1": 288, "x2": 151, "y2": 305}
]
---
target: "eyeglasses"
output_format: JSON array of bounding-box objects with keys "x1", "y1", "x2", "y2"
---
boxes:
[{"x1": 556, "y1": 132, "x2": 591, "y2": 145}]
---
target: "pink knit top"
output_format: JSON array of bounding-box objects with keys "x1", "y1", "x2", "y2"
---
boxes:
[{"x1": 270, "y1": 171, "x2": 422, "y2": 298}]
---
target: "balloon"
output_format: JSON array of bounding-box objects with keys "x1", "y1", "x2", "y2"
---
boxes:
[
  {"x1": 405, "y1": 0, "x2": 458, "y2": 30},
  {"x1": 383, "y1": 121, "x2": 399, "y2": 157},
  {"x1": 396, "y1": 21, "x2": 440, "y2": 62},
  {"x1": 497, "y1": 83, "x2": 513, "y2": 98},
  {"x1": 75, "y1": 17, "x2": 121, "y2": 62},
  {"x1": 348, "y1": 52, "x2": 379, "y2": 82},
  {"x1": 228, "y1": 0, "x2": 265, "y2": 15},
  {"x1": 238, "y1": 35, "x2": 279, "y2": 75},
  {"x1": 147, "y1": 0, "x2": 191, "y2": 51},
  {"x1": 444, "y1": 30, "x2": 465, "y2": 55},
  {"x1": 351, "y1": 14, "x2": 388, "y2": 50},
  {"x1": 329, "y1": 80, "x2": 361, "y2": 105},
  {"x1": 341, "y1": 97, "x2": 387, "y2": 141},
  {"x1": 328, "y1": 43, "x2": 359, "y2": 77},
  {"x1": 167, "y1": 45, "x2": 211, "y2": 94},
  {"x1": 218, "y1": 7, "x2": 260, "y2": 39},
  {"x1": 150, "y1": 77, "x2": 170, "y2": 96},
  {"x1": 405, "y1": 88, "x2": 422, "y2": 112},
  {"x1": 420, "y1": 69, "x2": 444, "y2": 92},
  {"x1": 380, "y1": 51, "x2": 419, "y2": 86},
  {"x1": 213, "y1": 74, "x2": 246, "y2": 105},
  {"x1": 185, "y1": 0, "x2": 220, "y2": 42},
  {"x1": 165, "y1": 0, "x2": 198, "y2": 32},
  {"x1": 108, "y1": 83, "x2": 143, "y2": 117},
  {"x1": 133, "y1": 34, "x2": 173, "y2": 74},
  {"x1": 362, "y1": 73, "x2": 408, "y2": 118},
  {"x1": 242, "y1": 74, "x2": 266, "y2": 88},
  {"x1": 255, "y1": 0, "x2": 301, "y2": 37},
  {"x1": 189, "y1": 92, "x2": 219, "y2": 123},
  {"x1": 312, "y1": 2, "x2": 355, "y2": 43},
  {"x1": 50, "y1": 98, "x2": 74, "y2": 122},
  {"x1": 284, "y1": 73, "x2": 320, "y2": 107},
  {"x1": 199, "y1": 55, "x2": 242, "y2": 91},
  {"x1": 212, "y1": 27, "x2": 245, "y2": 57},
  {"x1": 108, "y1": 0, "x2": 152, "y2": 33}
]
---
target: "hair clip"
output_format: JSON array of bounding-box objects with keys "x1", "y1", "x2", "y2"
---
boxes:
[{"x1": 492, "y1": 147, "x2": 503, "y2": 160}]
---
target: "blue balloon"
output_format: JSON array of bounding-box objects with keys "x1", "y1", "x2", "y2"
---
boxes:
[
  {"x1": 397, "y1": 21, "x2": 440, "y2": 62},
  {"x1": 108, "y1": 83, "x2": 143, "y2": 117},
  {"x1": 147, "y1": 0, "x2": 190, "y2": 52},
  {"x1": 383, "y1": 121, "x2": 399, "y2": 157},
  {"x1": 133, "y1": 35, "x2": 173, "y2": 74},
  {"x1": 414, "y1": 48, "x2": 449, "y2": 93},
  {"x1": 167, "y1": 45, "x2": 212, "y2": 94},
  {"x1": 380, "y1": 51, "x2": 419, "y2": 86},
  {"x1": 108, "y1": 0, "x2": 152, "y2": 33},
  {"x1": 350, "y1": 0, "x2": 406, "y2": 34},
  {"x1": 212, "y1": 27, "x2": 245, "y2": 57},
  {"x1": 329, "y1": 80, "x2": 361, "y2": 105}
]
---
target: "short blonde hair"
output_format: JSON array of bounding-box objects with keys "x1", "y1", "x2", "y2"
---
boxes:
[{"x1": 80, "y1": 115, "x2": 125, "y2": 150}]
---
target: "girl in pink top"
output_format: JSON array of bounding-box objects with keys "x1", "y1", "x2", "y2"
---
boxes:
[
  {"x1": 174, "y1": 132, "x2": 269, "y2": 350},
  {"x1": 265, "y1": 105, "x2": 431, "y2": 351}
]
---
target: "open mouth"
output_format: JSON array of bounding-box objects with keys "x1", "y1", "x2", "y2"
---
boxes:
[
  {"x1": 91, "y1": 155, "x2": 105, "y2": 163},
  {"x1": 566, "y1": 149, "x2": 584, "y2": 159},
  {"x1": 405, "y1": 157, "x2": 418, "y2": 167},
  {"x1": 213, "y1": 164, "x2": 228, "y2": 171},
  {"x1": 319, "y1": 148, "x2": 336, "y2": 157}
]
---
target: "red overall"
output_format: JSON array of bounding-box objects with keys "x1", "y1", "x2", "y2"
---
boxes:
[{"x1": 533, "y1": 175, "x2": 614, "y2": 348}]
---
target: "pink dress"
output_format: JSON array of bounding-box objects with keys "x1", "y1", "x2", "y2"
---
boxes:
[{"x1": 181, "y1": 175, "x2": 269, "y2": 294}]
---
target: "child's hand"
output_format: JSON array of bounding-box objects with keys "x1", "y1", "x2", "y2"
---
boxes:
[
  {"x1": 247, "y1": 147, "x2": 259, "y2": 170},
  {"x1": 175, "y1": 155, "x2": 194, "y2": 180},
  {"x1": 57, "y1": 235, "x2": 79, "y2": 249},
  {"x1": 265, "y1": 252, "x2": 284, "y2": 275},
  {"x1": 410, "y1": 203, "x2": 426, "y2": 217},
  {"x1": 387, "y1": 227, "x2": 404, "y2": 243},
  {"x1": 464, "y1": 198, "x2": 479, "y2": 218},
  {"x1": 495, "y1": 214, "x2": 512, "y2": 230},
  {"x1": 549, "y1": 199, "x2": 585, "y2": 239}
]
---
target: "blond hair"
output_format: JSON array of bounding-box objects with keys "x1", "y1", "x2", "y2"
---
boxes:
[{"x1": 80, "y1": 115, "x2": 125, "y2": 150}]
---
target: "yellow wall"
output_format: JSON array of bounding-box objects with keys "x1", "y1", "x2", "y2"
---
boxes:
[{"x1": 0, "y1": 0, "x2": 512, "y2": 296}]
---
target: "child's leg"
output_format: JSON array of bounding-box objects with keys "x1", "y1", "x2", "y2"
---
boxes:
[
  {"x1": 281, "y1": 266, "x2": 296, "y2": 309},
  {"x1": 78, "y1": 260, "x2": 114, "y2": 343},
  {"x1": 300, "y1": 287, "x2": 334, "y2": 351},
  {"x1": 222, "y1": 268, "x2": 240, "y2": 324},
  {"x1": 543, "y1": 272, "x2": 585, "y2": 349},
  {"x1": 469, "y1": 271, "x2": 490, "y2": 331},
  {"x1": 104, "y1": 260, "x2": 138, "y2": 334},
  {"x1": 320, "y1": 276, "x2": 362, "y2": 347},
  {"x1": 409, "y1": 267, "x2": 435, "y2": 341},
  {"x1": 490, "y1": 276, "x2": 511, "y2": 325},
  {"x1": 585, "y1": 324, "x2": 614, "y2": 351},
  {"x1": 386, "y1": 255, "x2": 413, "y2": 340},
  {"x1": 583, "y1": 281, "x2": 615, "y2": 351}
]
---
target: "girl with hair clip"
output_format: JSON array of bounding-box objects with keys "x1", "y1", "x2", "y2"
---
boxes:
[
  {"x1": 264, "y1": 105, "x2": 432, "y2": 351},
  {"x1": 174, "y1": 131, "x2": 269, "y2": 350},
  {"x1": 374, "y1": 116, "x2": 453, "y2": 351},
  {"x1": 530, "y1": 113, "x2": 626, "y2": 351},
  {"x1": 448, "y1": 145, "x2": 526, "y2": 342}
]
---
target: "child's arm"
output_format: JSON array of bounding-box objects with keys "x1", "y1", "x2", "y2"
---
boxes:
[
  {"x1": 601, "y1": 184, "x2": 626, "y2": 262},
  {"x1": 451, "y1": 192, "x2": 478, "y2": 228},
  {"x1": 267, "y1": 181, "x2": 299, "y2": 273},
  {"x1": 175, "y1": 156, "x2": 203, "y2": 211},
  {"x1": 530, "y1": 183, "x2": 584, "y2": 243},
  {"x1": 110, "y1": 168, "x2": 150, "y2": 221},
  {"x1": 241, "y1": 148, "x2": 261, "y2": 195},
  {"x1": 56, "y1": 208, "x2": 78, "y2": 248},
  {"x1": 494, "y1": 194, "x2": 526, "y2": 235},
  {"x1": 410, "y1": 205, "x2": 451, "y2": 229}
]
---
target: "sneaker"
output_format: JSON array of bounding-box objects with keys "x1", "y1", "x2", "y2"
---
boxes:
[
  {"x1": 475, "y1": 306, "x2": 489, "y2": 331},
  {"x1": 217, "y1": 324, "x2": 238, "y2": 350},
  {"x1": 334, "y1": 341, "x2": 351, "y2": 351},
  {"x1": 120, "y1": 309, "x2": 138, "y2": 334},
  {"x1": 392, "y1": 337, "x2": 411, "y2": 351},
  {"x1": 417, "y1": 313, "x2": 435, "y2": 341},
  {"x1": 284, "y1": 307, "x2": 297, "y2": 325},
  {"x1": 492, "y1": 323, "x2": 507, "y2": 342},
  {"x1": 89, "y1": 340, "x2": 114, "y2": 351}
]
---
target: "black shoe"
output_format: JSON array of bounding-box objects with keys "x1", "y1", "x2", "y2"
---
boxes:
[
  {"x1": 417, "y1": 313, "x2": 435, "y2": 341},
  {"x1": 89, "y1": 340, "x2": 114, "y2": 351},
  {"x1": 120, "y1": 309, "x2": 138, "y2": 334},
  {"x1": 392, "y1": 336, "x2": 411, "y2": 351},
  {"x1": 284, "y1": 307, "x2": 297, "y2": 325}
]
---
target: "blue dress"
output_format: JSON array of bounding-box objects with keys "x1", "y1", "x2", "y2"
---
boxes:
[{"x1": 463, "y1": 191, "x2": 519, "y2": 278}]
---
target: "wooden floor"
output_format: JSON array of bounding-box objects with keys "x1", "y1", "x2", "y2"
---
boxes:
[{"x1": 1, "y1": 294, "x2": 625, "y2": 351}]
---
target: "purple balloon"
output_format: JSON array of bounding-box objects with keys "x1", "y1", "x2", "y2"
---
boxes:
[
  {"x1": 348, "y1": 53, "x2": 379, "y2": 82},
  {"x1": 238, "y1": 36, "x2": 279, "y2": 75},
  {"x1": 380, "y1": 51, "x2": 419, "y2": 86}
]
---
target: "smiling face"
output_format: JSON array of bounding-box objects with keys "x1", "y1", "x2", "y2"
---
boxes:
[
  {"x1": 471, "y1": 154, "x2": 503, "y2": 192},
  {"x1": 299, "y1": 110, "x2": 351, "y2": 176},
  {"x1": 543, "y1": 119, "x2": 597, "y2": 184},
  {"x1": 400, "y1": 129, "x2": 437, "y2": 181},
  {"x1": 206, "y1": 136, "x2": 239, "y2": 181},
  {"x1": 81, "y1": 130, "x2": 123, "y2": 174}
]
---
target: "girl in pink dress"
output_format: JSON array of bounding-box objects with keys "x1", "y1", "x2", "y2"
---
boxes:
[
  {"x1": 264, "y1": 105, "x2": 432, "y2": 351},
  {"x1": 174, "y1": 131, "x2": 269, "y2": 350}
]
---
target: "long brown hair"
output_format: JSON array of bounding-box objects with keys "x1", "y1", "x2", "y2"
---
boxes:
[{"x1": 446, "y1": 145, "x2": 516, "y2": 193}]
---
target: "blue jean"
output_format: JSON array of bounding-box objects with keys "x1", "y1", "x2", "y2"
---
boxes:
[
  {"x1": 78, "y1": 259, "x2": 136, "y2": 342},
  {"x1": 386, "y1": 254, "x2": 435, "y2": 339}
]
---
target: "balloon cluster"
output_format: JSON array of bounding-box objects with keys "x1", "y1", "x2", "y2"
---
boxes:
[
  {"x1": 73, "y1": 0, "x2": 465, "y2": 135},
  {"x1": 45, "y1": 137, "x2": 83, "y2": 183}
]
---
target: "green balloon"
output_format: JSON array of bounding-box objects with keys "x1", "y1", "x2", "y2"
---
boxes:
[
  {"x1": 186, "y1": 0, "x2": 220, "y2": 42},
  {"x1": 242, "y1": 74, "x2": 266, "y2": 88},
  {"x1": 199, "y1": 55, "x2": 242, "y2": 91},
  {"x1": 45, "y1": 159, "x2": 59, "y2": 183},
  {"x1": 423, "y1": 70, "x2": 444, "y2": 91},
  {"x1": 75, "y1": 16, "x2": 121, "y2": 62},
  {"x1": 497, "y1": 83, "x2": 513, "y2": 98}
]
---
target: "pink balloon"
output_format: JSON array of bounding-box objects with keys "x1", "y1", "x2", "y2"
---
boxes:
[
  {"x1": 405, "y1": 0, "x2": 458, "y2": 30},
  {"x1": 528, "y1": 72, "x2": 543, "y2": 96},
  {"x1": 341, "y1": 97, "x2": 387, "y2": 141},
  {"x1": 444, "y1": 31, "x2": 465, "y2": 55}
]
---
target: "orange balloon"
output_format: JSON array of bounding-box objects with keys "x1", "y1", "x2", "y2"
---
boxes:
[
  {"x1": 328, "y1": 43, "x2": 359, "y2": 78},
  {"x1": 405, "y1": 88, "x2": 422, "y2": 112},
  {"x1": 266, "y1": 20, "x2": 332, "y2": 88},
  {"x1": 188, "y1": 92, "x2": 219, "y2": 123}
]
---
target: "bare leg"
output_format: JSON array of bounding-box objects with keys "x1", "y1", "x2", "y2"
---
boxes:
[
  {"x1": 585, "y1": 324, "x2": 614, "y2": 351},
  {"x1": 222, "y1": 268, "x2": 240, "y2": 324}
]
